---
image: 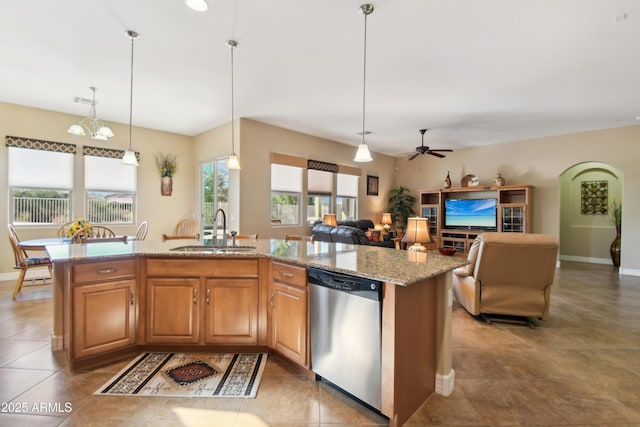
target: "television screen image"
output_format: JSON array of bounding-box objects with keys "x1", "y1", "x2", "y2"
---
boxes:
[{"x1": 444, "y1": 198, "x2": 497, "y2": 229}]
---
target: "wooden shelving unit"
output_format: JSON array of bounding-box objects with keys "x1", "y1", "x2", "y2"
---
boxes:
[{"x1": 419, "y1": 185, "x2": 533, "y2": 255}]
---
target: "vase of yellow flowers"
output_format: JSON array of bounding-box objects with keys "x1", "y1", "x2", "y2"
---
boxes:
[
  {"x1": 66, "y1": 218, "x2": 92, "y2": 238},
  {"x1": 155, "y1": 153, "x2": 178, "y2": 196}
]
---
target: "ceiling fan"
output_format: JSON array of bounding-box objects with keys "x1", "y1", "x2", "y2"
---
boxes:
[{"x1": 409, "y1": 129, "x2": 453, "y2": 160}]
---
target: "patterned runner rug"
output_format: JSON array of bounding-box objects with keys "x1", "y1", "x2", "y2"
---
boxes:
[{"x1": 95, "y1": 352, "x2": 268, "y2": 398}]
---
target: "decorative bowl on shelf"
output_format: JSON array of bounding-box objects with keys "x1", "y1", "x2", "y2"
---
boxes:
[
  {"x1": 461, "y1": 174, "x2": 479, "y2": 187},
  {"x1": 438, "y1": 247, "x2": 457, "y2": 256}
]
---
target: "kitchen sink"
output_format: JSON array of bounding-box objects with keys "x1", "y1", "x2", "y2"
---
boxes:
[{"x1": 170, "y1": 245, "x2": 257, "y2": 252}]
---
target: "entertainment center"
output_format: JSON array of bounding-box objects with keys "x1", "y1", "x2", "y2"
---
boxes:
[{"x1": 419, "y1": 184, "x2": 533, "y2": 254}]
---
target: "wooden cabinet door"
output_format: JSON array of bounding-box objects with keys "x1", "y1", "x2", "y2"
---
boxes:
[
  {"x1": 271, "y1": 281, "x2": 308, "y2": 367},
  {"x1": 204, "y1": 279, "x2": 259, "y2": 344},
  {"x1": 146, "y1": 278, "x2": 200, "y2": 343},
  {"x1": 72, "y1": 279, "x2": 136, "y2": 358}
]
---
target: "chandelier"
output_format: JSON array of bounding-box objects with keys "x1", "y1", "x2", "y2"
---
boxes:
[{"x1": 67, "y1": 86, "x2": 114, "y2": 141}]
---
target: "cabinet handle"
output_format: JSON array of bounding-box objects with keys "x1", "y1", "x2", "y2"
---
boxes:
[
  {"x1": 130, "y1": 289, "x2": 134, "y2": 305},
  {"x1": 206, "y1": 288, "x2": 210, "y2": 305},
  {"x1": 281, "y1": 271, "x2": 294, "y2": 278},
  {"x1": 270, "y1": 292, "x2": 276, "y2": 308},
  {"x1": 97, "y1": 268, "x2": 117, "y2": 274},
  {"x1": 193, "y1": 288, "x2": 197, "y2": 304}
]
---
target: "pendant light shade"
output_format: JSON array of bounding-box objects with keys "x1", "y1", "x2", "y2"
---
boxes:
[
  {"x1": 185, "y1": 0, "x2": 208, "y2": 12},
  {"x1": 354, "y1": 4, "x2": 374, "y2": 163},
  {"x1": 226, "y1": 39, "x2": 241, "y2": 170},
  {"x1": 122, "y1": 30, "x2": 140, "y2": 166},
  {"x1": 67, "y1": 86, "x2": 114, "y2": 140}
]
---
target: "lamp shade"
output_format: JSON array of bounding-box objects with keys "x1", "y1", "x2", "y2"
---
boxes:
[
  {"x1": 381, "y1": 213, "x2": 392, "y2": 226},
  {"x1": 227, "y1": 154, "x2": 241, "y2": 170},
  {"x1": 121, "y1": 150, "x2": 139, "y2": 166},
  {"x1": 323, "y1": 213, "x2": 338, "y2": 227},
  {"x1": 403, "y1": 217, "x2": 431, "y2": 252},
  {"x1": 353, "y1": 142, "x2": 373, "y2": 162}
]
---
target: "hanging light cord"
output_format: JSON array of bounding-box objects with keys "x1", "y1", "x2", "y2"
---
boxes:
[
  {"x1": 128, "y1": 33, "x2": 135, "y2": 151},
  {"x1": 361, "y1": 8, "x2": 368, "y2": 143},
  {"x1": 230, "y1": 42, "x2": 236, "y2": 155}
]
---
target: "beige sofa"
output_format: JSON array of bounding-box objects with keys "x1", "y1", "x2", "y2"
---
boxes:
[{"x1": 452, "y1": 232, "x2": 558, "y2": 322}]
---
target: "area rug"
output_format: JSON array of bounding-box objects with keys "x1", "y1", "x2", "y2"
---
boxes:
[{"x1": 95, "y1": 352, "x2": 268, "y2": 398}]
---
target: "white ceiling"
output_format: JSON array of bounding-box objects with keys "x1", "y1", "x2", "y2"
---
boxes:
[{"x1": 1, "y1": 0, "x2": 639, "y2": 158}]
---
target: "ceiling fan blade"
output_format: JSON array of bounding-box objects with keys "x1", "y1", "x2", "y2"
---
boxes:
[
  {"x1": 428, "y1": 152, "x2": 446, "y2": 158},
  {"x1": 429, "y1": 149, "x2": 454, "y2": 153},
  {"x1": 408, "y1": 153, "x2": 420, "y2": 161}
]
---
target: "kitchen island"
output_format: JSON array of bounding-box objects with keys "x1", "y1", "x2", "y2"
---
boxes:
[{"x1": 47, "y1": 238, "x2": 467, "y2": 427}]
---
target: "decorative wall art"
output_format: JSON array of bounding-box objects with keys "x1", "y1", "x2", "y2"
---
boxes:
[
  {"x1": 367, "y1": 175, "x2": 379, "y2": 196},
  {"x1": 581, "y1": 180, "x2": 608, "y2": 214}
]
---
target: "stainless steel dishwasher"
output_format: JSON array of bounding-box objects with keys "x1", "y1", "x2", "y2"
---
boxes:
[{"x1": 308, "y1": 267, "x2": 383, "y2": 410}]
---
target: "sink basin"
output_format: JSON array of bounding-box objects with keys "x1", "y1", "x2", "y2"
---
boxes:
[{"x1": 170, "y1": 245, "x2": 257, "y2": 252}]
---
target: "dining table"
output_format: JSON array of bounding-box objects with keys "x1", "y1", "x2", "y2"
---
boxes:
[{"x1": 18, "y1": 237, "x2": 71, "y2": 251}]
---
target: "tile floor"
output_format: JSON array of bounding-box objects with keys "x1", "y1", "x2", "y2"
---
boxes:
[{"x1": 1, "y1": 261, "x2": 639, "y2": 426}]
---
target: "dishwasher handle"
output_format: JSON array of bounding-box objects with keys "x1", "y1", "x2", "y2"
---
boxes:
[{"x1": 307, "y1": 268, "x2": 382, "y2": 301}]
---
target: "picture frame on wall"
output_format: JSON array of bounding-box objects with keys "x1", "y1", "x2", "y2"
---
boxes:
[{"x1": 367, "y1": 175, "x2": 379, "y2": 196}]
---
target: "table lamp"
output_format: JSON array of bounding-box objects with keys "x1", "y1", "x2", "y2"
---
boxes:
[
  {"x1": 381, "y1": 213, "x2": 392, "y2": 233},
  {"x1": 402, "y1": 217, "x2": 431, "y2": 252},
  {"x1": 323, "y1": 213, "x2": 338, "y2": 227}
]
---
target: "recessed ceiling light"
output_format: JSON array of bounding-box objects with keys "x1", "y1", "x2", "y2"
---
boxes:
[{"x1": 185, "y1": 0, "x2": 208, "y2": 12}]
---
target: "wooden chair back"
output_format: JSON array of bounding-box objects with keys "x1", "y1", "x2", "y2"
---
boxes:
[
  {"x1": 135, "y1": 221, "x2": 148, "y2": 240},
  {"x1": 71, "y1": 226, "x2": 127, "y2": 243},
  {"x1": 7, "y1": 224, "x2": 52, "y2": 299},
  {"x1": 284, "y1": 234, "x2": 313, "y2": 242},
  {"x1": 56, "y1": 221, "x2": 74, "y2": 237},
  {"x1": 227, "y1": 233, "x2": 258, "y2": 240},
  {"x1": 162, "y1": 218, "x2": 200, "y2": 241}
]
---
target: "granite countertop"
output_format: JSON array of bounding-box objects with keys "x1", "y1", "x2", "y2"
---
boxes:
[{"x1": 46, "y1": 238, "x2": 468, "y2": 286}]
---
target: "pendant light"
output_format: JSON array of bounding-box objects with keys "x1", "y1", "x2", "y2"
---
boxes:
[
  {"x1": 67, "y1": 86, "x2": 114, "y2": 140},
  {"x1": 226, "y1": 39, "x2": 241, "y2": 170},
  {"x1": 353, "y1": 4, "x2": 374, "y2": 163},
  {"x1": 122, "y1": 30, "x2": 140, "y2": 166}
]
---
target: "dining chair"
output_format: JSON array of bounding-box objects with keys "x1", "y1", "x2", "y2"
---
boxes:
[
  {"x1": 162, "y1": 218, "x2": 200, "y2": 241},
  {"x1": 71, "y1": 225, "x2": 127, "y2": 243},
  {"x1": 284, "y1": 234, "x2": 314, "y2": 242},
  {"x1": 135, "y1": 221, "x2": 148, "y2": 240},
  {"x1": 7, "y1": 224, "x2": 52, "y2": 300},
  {"x1": 56, "y1": 221, "x2": 74, "y2": 237},
  {"x1": 226, "y1": 233, "x2": 258, "y2": 240}
]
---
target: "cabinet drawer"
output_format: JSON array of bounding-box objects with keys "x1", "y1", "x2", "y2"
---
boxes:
[
  {"x1": 146, "y1": 258, "x2": 259, "y2": 278},
  {"x1": 73, "y1": 259, "x2": 136, "y2": 284},
  {"x1": 272, "y1": 261, "x2": 306, "y2": 288}
]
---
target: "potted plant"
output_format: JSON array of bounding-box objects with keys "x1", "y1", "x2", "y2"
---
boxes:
[
  {"x1": 388, "y1": 186, "x2": 416, "y2": 233},
  {"x1": 610, "y1": 200, "x2": 622, "y2": 267},
  {"x1": 155, "y1": 153, "x2": 178, "y2": 196}
]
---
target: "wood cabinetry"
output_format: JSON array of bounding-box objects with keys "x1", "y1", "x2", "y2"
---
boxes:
[
  {"x1": 269, "y1": 261, "x2": 308, "y2": 367},
  {"x1": 420, "y1": 185, "x2": 533, "y2": 254},
  {"x1": 144, "y1": 258, "x2": 260, "y2": 345},
  {"x1": 66, "y1": 258, "x2": 137, "y2": 366}
]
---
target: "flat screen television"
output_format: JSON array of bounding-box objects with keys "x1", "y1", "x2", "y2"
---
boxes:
[{"x1": 444, "y1": 198, "x2": 497, "y2": 230}]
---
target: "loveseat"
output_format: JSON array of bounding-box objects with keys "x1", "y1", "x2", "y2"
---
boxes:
[
  {"x1": 311, "y1": 220, "x2": 395, "y2": 248},
  {"x1": 452, "y1": 232, "x2": 558, "y2": 322}
]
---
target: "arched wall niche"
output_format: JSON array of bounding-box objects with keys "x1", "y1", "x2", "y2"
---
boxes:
[{"x1": 559, "y1": 161, "x2": 622, "y2": 265}]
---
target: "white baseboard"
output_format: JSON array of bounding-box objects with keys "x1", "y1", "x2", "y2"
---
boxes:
[
  {"x1": 435, "y1": 369, "x2": 455, "y2": 396},
  {"x1": 620, "y1": 267, "x2": 640, "y2": 277},
  {"x1": 0, "y1": 270, "x2": 50, "y2": 282},
  {"x1": 559, "y1": 255, "x2": 612, "y2": 265}
]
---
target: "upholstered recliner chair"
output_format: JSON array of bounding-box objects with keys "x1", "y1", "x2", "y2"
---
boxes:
[{"x1": 452, "y1": 232, "x2": 558, "y2": 324}]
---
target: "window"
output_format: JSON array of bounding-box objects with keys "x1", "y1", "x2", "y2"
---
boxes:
[
  {"x1": 271, "y1": 164, "x2": 302, "y2": 225},
  {"x1": 201, "y1": 158, "x2": 229, "y2": 243},
  {"x1": 84, "y1": 147, "x2": 137, "y2": 224},
  {"x1": 7, "y1": 136, "x2": 75, "y2": 225},
  {"x1": 336, "y1": 173, "x2": 359, "y2": 220},
  {"x1": 307, "y1": 169, "x2": 332, "y2": 224}
]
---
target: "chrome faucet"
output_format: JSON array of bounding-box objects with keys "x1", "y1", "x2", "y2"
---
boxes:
[{"x1": 212, "y1": 208, "x2": 227, "y2": 246}]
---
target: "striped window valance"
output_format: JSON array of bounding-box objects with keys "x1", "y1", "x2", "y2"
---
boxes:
[
  {"x1": 5, "y1": 135, "x2": 76, "y2": 154},
  {"x1": 83, "y1": 145, "x2": 140, "y2": 161}
]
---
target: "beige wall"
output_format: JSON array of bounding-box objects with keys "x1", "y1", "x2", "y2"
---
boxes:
[
  {"x1": 394, "y1": 124, "x2": 640, "y2": 275},
  {"x1": 1, "y1": 102, "x2": 194, "y2": 276}
]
